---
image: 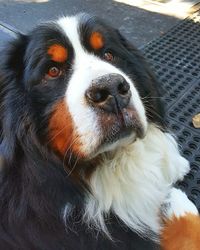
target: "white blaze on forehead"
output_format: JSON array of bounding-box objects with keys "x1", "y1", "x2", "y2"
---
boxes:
[{"x1": 57, "y1": 16, "x2": 147, "y2": 155}]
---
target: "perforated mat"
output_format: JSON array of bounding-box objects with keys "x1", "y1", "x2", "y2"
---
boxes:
[{"x1": 142, "y1": 9, "x2": 200, "y2": 210}]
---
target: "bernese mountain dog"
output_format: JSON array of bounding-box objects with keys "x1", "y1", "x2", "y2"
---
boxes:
[{"x1": 0, "y1": 13, "x2": 200, "y2": 250}]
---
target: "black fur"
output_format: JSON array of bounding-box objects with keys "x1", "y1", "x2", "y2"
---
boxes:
[{"x1": 0, "y1": 15, "x2": 163, "y2": 249}]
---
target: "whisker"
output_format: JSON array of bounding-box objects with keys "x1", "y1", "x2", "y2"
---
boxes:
[
  {"x1": 145, "y1": 106, "x2": 164, "y2": 120},
  {"x1": 62, "y1": 135, "x2": 80, "y2": 168},
  {"x1": 141, "y1": 95, "x2": 163, "y2": 100},
  {"x1": 66, "y1": 153, "x2": 80, "y2": 178}
]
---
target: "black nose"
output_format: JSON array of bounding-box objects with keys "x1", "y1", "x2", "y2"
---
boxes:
[{"x1": 85, "y1": 73, "x2": 131, "y2": 113}]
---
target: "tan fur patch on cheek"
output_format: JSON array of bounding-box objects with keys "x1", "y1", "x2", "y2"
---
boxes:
[
  {"x1": 89, "y1": 32, "x2": 104, "y2": 50},
  {"x1": 48, "y1": 100, "x2": 84, "y2": 157},
  {"x1": 47, "y1": 44, "x2": 68, "y2": 63},
  {"x1": 161, "y1": 213, "x2": 200, "y2": 250}
]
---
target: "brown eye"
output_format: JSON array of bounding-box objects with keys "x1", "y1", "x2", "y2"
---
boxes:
[
  {"x1": 47, "y1": 66, "x2": 61, "y2": 78},
  {"x1": 104, "y1": 52, "x2": 113, "y2": 61}
]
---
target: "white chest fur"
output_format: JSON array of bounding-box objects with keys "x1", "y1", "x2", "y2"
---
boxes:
[{"x1": 83, "y1": 124, "x2": 190, "y2": 239}]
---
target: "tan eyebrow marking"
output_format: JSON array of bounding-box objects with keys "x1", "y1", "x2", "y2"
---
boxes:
[
  {"x1": 47, "y1": 44, "x2": 68, "y2": 63},
  {"x1": 89, "y1": 32, "x2": 104, "y2": 50}
]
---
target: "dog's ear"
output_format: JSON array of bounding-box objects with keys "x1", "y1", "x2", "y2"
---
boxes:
[
  {"x1": 0, "y1": 34, "x2": 29, "y2": 162},
  {"x1": 117, "y1": 31, "x2": 166, "y2": 128},
  {"x1": 1, "y1": 33, "x2": 28, "y2": 79}
]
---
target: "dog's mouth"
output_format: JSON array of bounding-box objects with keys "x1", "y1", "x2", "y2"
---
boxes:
[{"x1": 95, "y1": 106, "x2": 145, "y2": 154}]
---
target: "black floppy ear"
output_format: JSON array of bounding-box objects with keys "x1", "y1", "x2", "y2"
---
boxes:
[
  {"x1": 1, "y1": 33, "x2": 28, "y2": 79},
  {"x1": 0, "y1": 34, "x2": 28, "y2": 161},
  {"x1": 117, "y1": 31, "x2": 166, "y2": 128}
]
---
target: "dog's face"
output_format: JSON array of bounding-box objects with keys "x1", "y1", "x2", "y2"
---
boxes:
[{"x1": 1, "y1": 14, "x2": 163, "y2": 161}]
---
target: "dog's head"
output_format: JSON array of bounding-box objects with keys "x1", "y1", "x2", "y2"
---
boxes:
[{"x1": 0, "y1": 14, "x2": 164, "y2": 164}]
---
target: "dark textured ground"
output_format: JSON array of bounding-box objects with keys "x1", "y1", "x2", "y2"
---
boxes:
[
  {"x1": 0, "y1": 0, "x2": 180, "y2": 48},
  {"x1": 142, "y1": 10, "x2": 200, "y2": 208}
]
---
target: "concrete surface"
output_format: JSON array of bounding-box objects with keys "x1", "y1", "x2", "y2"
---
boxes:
[
  {"x1": 126, "y1": 0, "x2": 200, "y2": 18},
  {"x1": 0, "y1": 23, "x2": 16, "y2": 48},
  {"x1": 0, "y1": 0, "x2": 181, "y2": 48}
]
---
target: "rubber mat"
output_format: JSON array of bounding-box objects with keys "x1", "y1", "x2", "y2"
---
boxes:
[{"x1": 142, "y1": 9, "x2": 200, "y2": 209}]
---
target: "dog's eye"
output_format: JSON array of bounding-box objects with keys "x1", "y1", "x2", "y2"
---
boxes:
[
  {"x1": 46, "y1": 66, "x2": 62, "y2": 79},
  {"x1": 103, "y1": 52, "x2": 113, "y2": 61}
]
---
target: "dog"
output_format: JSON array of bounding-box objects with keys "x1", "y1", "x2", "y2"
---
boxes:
[{"x1": 0, "y1": 13, "x2": 199, "y2": 250}]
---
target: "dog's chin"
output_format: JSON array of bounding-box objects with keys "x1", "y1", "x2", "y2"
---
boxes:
[
  {"x1": 97, "y1": 130, "x2": 137, "y2": 155},
  {"x1": 79, "y1": 108, "x2": 147, "y2": 160},
  {"x1": 87, "y1": 124, "x2": 146, "y2": 159}
]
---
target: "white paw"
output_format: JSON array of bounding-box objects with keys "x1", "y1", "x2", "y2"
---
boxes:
[{"x1": 164, "y1": 188, "x2": 198, "y2": 219}]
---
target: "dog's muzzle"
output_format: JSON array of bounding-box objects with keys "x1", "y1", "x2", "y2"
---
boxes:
[{"x1": 84, "y1": 73, "x2": 145, "y2": 150}]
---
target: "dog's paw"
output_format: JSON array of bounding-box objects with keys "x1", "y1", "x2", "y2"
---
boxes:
[
  {"x1": 164, "y1": 188, "x2": 198, "y2": 219},
  {"x1": 161, "y1": 189, "x2": 200, "y2": 250}
]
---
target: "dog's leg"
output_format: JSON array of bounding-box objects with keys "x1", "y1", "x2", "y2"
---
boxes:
[{"x1": 161, "y1": 188, "x2": 200, "y2": 250}]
